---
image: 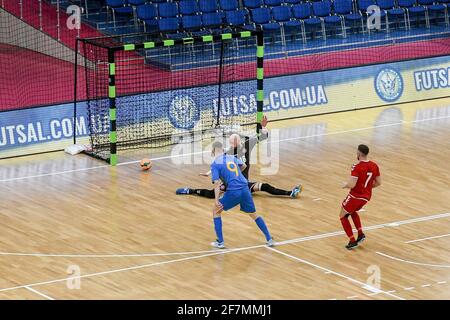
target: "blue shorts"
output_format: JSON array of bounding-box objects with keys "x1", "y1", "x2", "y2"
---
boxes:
[{"x1": 219, "y1": 188, "x2": 256, "y2": 213}]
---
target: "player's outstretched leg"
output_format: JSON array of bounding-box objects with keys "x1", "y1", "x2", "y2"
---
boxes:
[
  {"x1": 249, "y1": 213, "x2": 275, "y2": 247},
  {"x1": 339, "y1": 208, "x2": 358, "y2": 250},
  {"x1": 211, "y1": 205, "x2": 225, "y2": 249},
  {"x1": 176, "y1": 187, "x2": 215, "y2": 198},
  {"x1": 257, "y1": 183, "x2": 302, "y2": 198},
  {"x1": 350, "y1": 212, "x2": 366, "y2": 243}
]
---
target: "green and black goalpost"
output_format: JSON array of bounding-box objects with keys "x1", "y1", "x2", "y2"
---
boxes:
[{"x1": 75, "y1": 28, "x2": 264, "y2": 165}]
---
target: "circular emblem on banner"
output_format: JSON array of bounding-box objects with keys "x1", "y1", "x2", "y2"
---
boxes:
[
  {"x1": 168, "y1": 96, "x2": 199, "y2": 129},
  {"x1": 374, "y1": 68, "x2": 403, "y2": 102}
]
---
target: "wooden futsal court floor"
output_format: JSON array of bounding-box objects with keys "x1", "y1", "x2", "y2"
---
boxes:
[{"x1": 0, "y1": 98, "x2": 449, "y2": 300}]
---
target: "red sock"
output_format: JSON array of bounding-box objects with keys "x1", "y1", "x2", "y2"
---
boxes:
[
  {"x1": 351, "y1": 212, "x2": 363, "y2": 236},
  {"x1": 340, "y1": 216, "x2": 355, "y2": 242}
]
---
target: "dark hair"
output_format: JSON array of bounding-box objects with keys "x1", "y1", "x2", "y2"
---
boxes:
[
  {"x1": 358, "y1": 144, "x2": 369, "y2": 156},
  {"x1": 212, "y1": 141, "x2": 223, "y2": 150}
]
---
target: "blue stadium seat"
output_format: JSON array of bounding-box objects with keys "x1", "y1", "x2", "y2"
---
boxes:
[
  {"x1": 202, "y1": 11, "x2": 223, "y2": 32},
  {"x1": 271, "y1": 5, "x2": 303, "y2": 42},
  {"x1": 264, "y1": 0, "x2": 283, "y2": 6},
  {"x1": 128, "y1": 0, "x2": 145, "y2": 5},
  {"x1": 128, "y1": 0, "x2": 147, "y2": 30},
  {"x1": 377, "y1": 0, "x2": 409, "y2": 31},
  {"x1": 158, "y1": 2, "x2": 179, "y2": 18},
  {"x1": 158, "y1": 17, "x2": 185, "y2": 39},
  {"x1": 137, "y1": 3, "x2": 158, "y2": 32},
  {"x1": 224, "y1": 10, "x2": 244, "y2": 24},
  {"x1": 182, "y1": 14, "x2": 210, "y2": 35},
  {"x1": 219, "y1": 0, "x2": 239, "y2": 11},
  {"x1": 292, "y1": 3, "x2": 323, "y2": 40},
  {"x1": 397, "y1": 0, "x2": 428, "y2": 28},
  {"x1": 283, "y1": 0, "x2": 301, "y2": 4},
  {"x1": 312, "y1": 0, "x2": 345, "y2": 38},
  {"x1": 244, "y1": 0, "x2": 264, "y2": 9},
  {"x1": 199, "y1": 0, "x2": 219, "y2": 13},
  {"x1": 251, "y1": 7, "x2": 281, "y2": 30},
  {"x1": 179, "y1": 0, "x2": 200, "y2": 16},
  {"x1": 421, "y1": 0, "x2": 449, "y2": 26},
  {"x1": 106, "y1": 0, "x2": 133, "y2": 28},
  {"x1": 333, "y1": 0, "x2": 364, "y2": 33}
]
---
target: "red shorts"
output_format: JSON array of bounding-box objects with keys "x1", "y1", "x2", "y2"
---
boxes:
[{"x1": 342, "y1": 194, "x2": 368, "y2": 214}]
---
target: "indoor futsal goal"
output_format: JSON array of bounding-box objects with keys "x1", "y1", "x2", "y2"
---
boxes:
[{"x1": 74, "y1": 28, "x2": 264, "y2": 165}]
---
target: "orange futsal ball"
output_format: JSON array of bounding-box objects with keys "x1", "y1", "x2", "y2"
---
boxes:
[{"x1": 140, "y1": 158, "x2": 152, "y2": 171}]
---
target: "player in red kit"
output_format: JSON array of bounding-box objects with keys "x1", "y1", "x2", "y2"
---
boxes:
[{"x1": 340, "y1": 144, "x2": 381, "y2": 250}]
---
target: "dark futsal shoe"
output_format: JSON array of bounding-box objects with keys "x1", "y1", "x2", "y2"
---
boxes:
[
  {"x1": 176, "y1": 187, "x2": 193, "y2": 195},
  {"x1": 356, "y1": 233, "x2": 366, "y2": 244},
  {"x1": 345, "y1": 240, "x2": 359, "y2": 250}
]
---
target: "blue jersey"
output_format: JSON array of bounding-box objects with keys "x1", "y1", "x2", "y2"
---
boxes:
[{"x1": 211, "y1": 154, "x2": 248, "y2": 191}]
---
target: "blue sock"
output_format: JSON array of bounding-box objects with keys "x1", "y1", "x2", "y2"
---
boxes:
[
  {"x1": 255, "y1": 216, "x2": 271, "y2": 241},
  {"x1": 213, "y1": 217, "x2": 224, "y2": 243}
]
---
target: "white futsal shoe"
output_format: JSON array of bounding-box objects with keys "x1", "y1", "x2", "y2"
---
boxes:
[
  {"x1": 266, "y1": 238, "x2": 276, "y2": 247},
  {"x1": 211, "y1": 240, "x2": 225, "y2": 249}
]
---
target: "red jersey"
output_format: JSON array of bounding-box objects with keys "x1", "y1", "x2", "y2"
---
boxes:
[{"x1": 349, "y1": 160, "x2": 380, "y2": 201}]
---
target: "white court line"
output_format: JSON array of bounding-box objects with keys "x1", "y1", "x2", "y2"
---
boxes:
[
  {"x1": 1, "y1": 114, "x2": 450, "y2": 183},
  {"x1": 277, "y1": 212, "x2": 450, "y2": 246},
  {"x1": 405, "y1": 233, "x2": 450, "y2": 244},
  {"x1": 0, "y1": 245, "x2": 264, "y2": 294},
  {"x1": 267, "y1": 247, "x2": 405, "y2": 300},
  {"x1": 376, "y1": 252, "x2": 450, "y2": 268},
  {"x1": 24, "y1": 286, "x2": 55, "y2": 300},
  {"x1": 1, "y1": 211, "x2": 449, "y2": 259},
  {"x1": 0, "y1": 211, "x2": 448, "y2": 295}
]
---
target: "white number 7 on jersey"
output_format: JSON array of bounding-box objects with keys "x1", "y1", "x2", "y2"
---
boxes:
[{"x1": 364, "y1": 172, "x2": 373, "y2": 188}]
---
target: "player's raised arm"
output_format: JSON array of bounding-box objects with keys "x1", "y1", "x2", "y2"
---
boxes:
[{"x1": 249, "y1": 115, "x2": 269, "y2": 146}]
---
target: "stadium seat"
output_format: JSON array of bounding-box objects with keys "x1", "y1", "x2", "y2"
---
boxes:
[
  {"x1": 357, "y1": 0, "x2": 388, "y2": 33},
  {"x1": 128, "y1": 0, "x2": 148, "y2": 30},
  {"x1": 421, "y1": 0, "x2": 449, "y2": 26},
  {"x1": 271, "y1": 5, "x2": 303, "y2": 42},
  {"x1": 128, "y1": 0, "x2": 145, "y2": 5},
  {"x1": 264, "y1": 0, "x2": 283, "y2": 6},
  {"x1": 244, "y1": 0, "x2": 264, "y2": 9},
  {"x1": 377, "y1": 0, "x2": 409, "y2": 31},
  {"x1": 292, "y1": 3, "x2": 324, "y2": 41},
  {"x1": 397, "y1": 0, "x2": 428, "y2": 28},
  {"x1": 202, "y1": 12, "x2": 223, "y2": 32},
  {"x1": 158, "y1": 2, "x2": 179, "y2": 18},
  {"x1": 333, "y1": 0, "x2": 365, "y2": 34},
  {"x1": 219, "y1": 0, "x2": 239, "y2": 11},
  {"x1": 158, "y1": 17, "x2": 185, "y2": 39},
  {"x1": 312, "y1": 0, "x2": 345, "y2": 39},
  {"x1": 225, "y1": 10, "x2": 249, "y2": 26},
  {"x1": 137, "y1": 3, "x2": 158, "y2": 32},
  {"x1": 199, "y1": 0, "x2": 219, "y2": 13},
  {"x1": 283, "y1": 0, "x2": 301, "y2": 4},
  {"x1": 106, "y1": 0, "x2": 134, "y2": 29},
  {"x1": 250, "y1": 7, "x2": 281, "y2": 31},
  {"x1": 182, "y1": 14, "x2": 210, "y2": 36},
  {"x1": 179, "y1": 0, "x2": 200, "y2": 16}
]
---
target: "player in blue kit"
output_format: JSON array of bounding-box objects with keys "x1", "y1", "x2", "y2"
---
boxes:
[{"x1": 209, "y1": 141, "x2": 275, "y2": 249}]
